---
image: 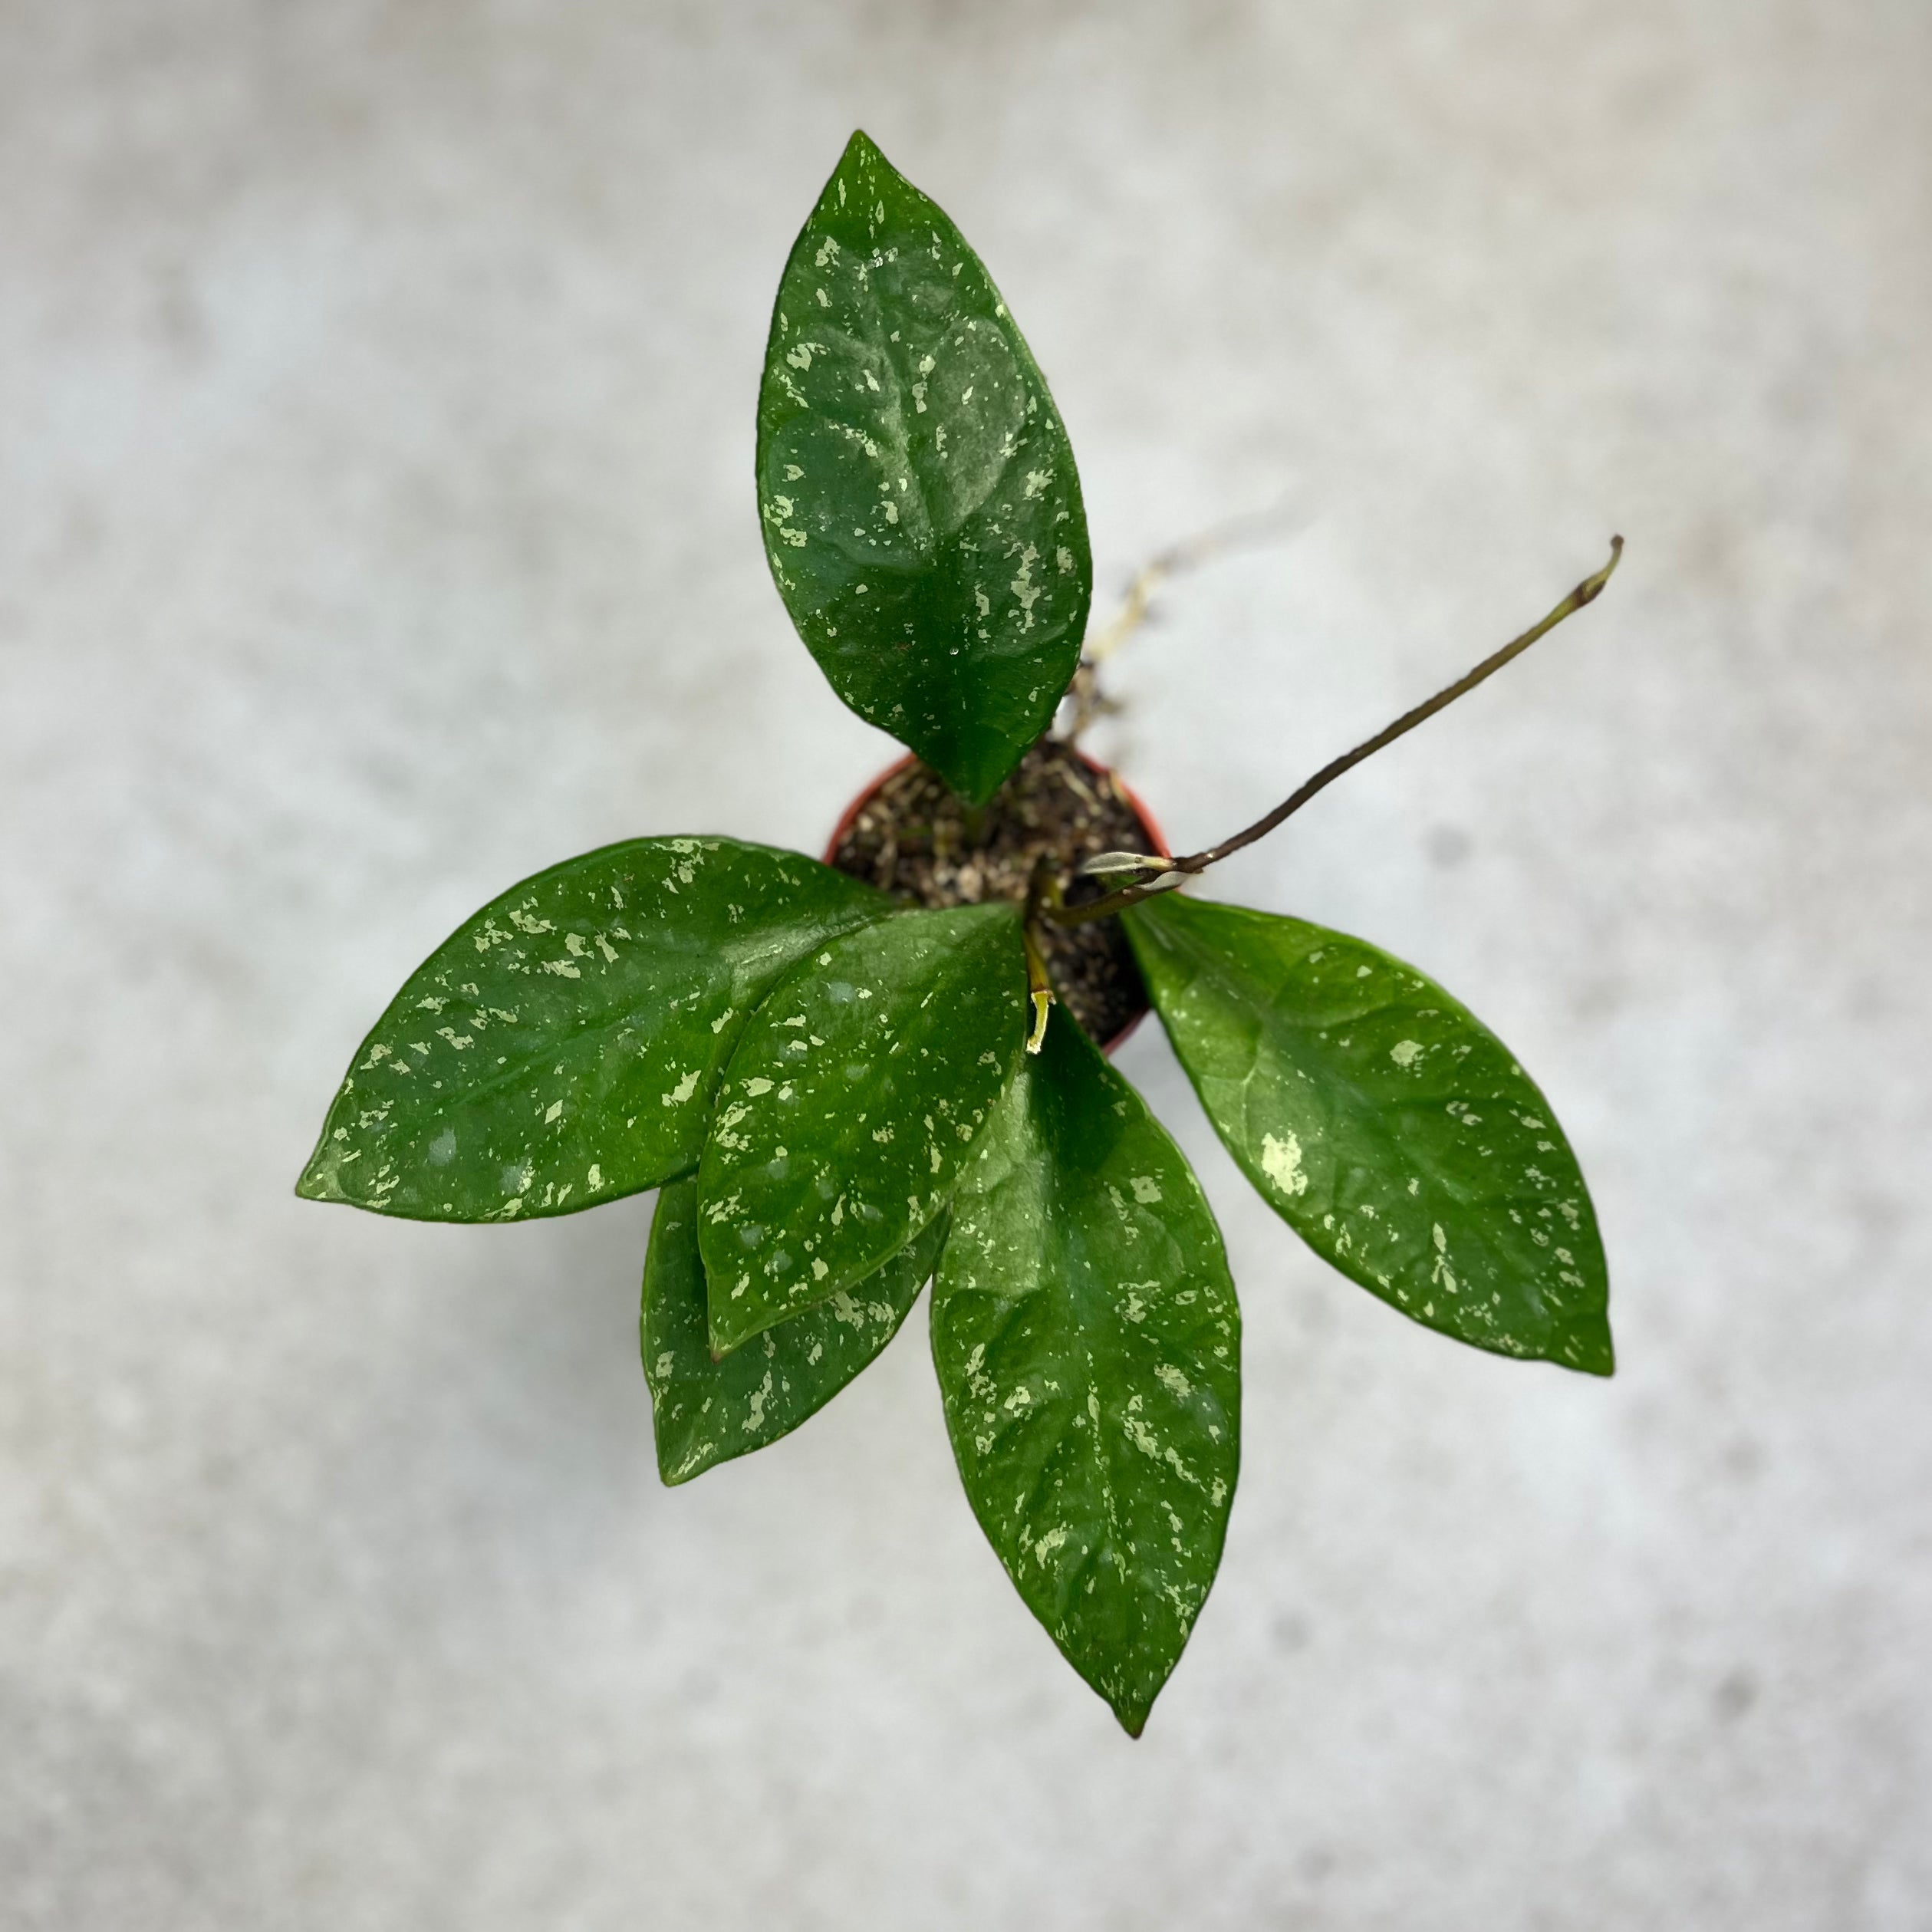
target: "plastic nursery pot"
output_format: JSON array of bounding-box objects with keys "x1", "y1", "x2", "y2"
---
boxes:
[{"x1": 824, "y1": 747, "x2": 1170, "y2": 1055}]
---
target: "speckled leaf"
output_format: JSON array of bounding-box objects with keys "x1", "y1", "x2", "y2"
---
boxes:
[
  {"x1": 643, "y1": 1178, "x2": 947, "y2": 1485},
  {"x1": 298, "y1": 839, "x2": 891, "y2": 1222},
  {"x1": 698, "y1": 902, "x2": 1026, "y2": 1354},
  {"x1": 756, "y1": 130, "x2": 1092, "y2": 805},
  {"x1": 930, "y1": 1013, "x2": 1240, "y2": 1737},
  {"x1": 1127, "y1": 894, "x2": 1612, "y2": 1374}
]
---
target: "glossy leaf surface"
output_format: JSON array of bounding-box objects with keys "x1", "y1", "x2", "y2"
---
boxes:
[
  {"x1": 699, "y1": 902, "x2": 1026, "y2": 1352},
  {"x1": 756, "y1": 130, "x2": 1091, "y2": 804},
  {"x1": 298, "y1": 839, "x2": 890, "y2": 1221},
  {"x1": 931, "y1": 1013, "x2": 1240, "y2": 1736},
  {"x1": 643, "y1": 1178, "x2": 946, "y2": 1485},
  {"x1": 1127, "y1": 894, "x2": 1612, "y2": 1374}
]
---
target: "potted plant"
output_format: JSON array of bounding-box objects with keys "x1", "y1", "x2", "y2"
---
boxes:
[{"x1": 299, "y1": 130, "x2": 1621, "y2": 1736}]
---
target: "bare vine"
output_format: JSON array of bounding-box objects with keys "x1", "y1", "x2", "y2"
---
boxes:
[{"x1": 1045, "y1": 537, "x2": 1625, "y2": 929}]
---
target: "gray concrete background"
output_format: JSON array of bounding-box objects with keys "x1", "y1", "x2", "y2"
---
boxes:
[{"x1": 3, "y1": 2, "x2": 1929, "y2": 1926}]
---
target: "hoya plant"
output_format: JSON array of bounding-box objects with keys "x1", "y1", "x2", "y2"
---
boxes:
[{"x1": 300, "y1": 131, "x2": 1621, "y2": 1736}]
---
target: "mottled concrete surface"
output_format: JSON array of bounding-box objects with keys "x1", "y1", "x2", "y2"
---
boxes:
[{"x1": 3, "y1": 3, "x2": 1929, "y2": 1927}]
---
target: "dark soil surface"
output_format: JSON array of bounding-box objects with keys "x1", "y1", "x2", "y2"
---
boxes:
[{"x1": 827, "y1": 736, "x2": 1163, "y2": 1046}]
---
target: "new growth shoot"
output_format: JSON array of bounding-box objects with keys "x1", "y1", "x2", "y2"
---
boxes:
[{"x1": 1046, "y1": 536, "x2": 1624, "y2": 928}]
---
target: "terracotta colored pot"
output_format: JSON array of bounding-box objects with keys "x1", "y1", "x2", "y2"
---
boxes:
[{"x1": 823, "y1": 749, "x2": 1170, "y2": 1055}]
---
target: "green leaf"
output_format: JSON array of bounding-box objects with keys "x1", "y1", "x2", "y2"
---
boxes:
[
  {"x1": 930, "y1": 1012, "x2": 1240, "y2": 1737},
  {"x1": 642, "y1": 1177, "x2": 947, "y2": 1485},
  {"x1": 1127, "y1": 894, "x2": 1613, "y2": 1374},
  {"x1": 298, "y1": 838, "x2": 891, "y2": 1222},
  {"x1": 755, "y1": 130, "x2": 1092, "y2": 805},
  {"x1": 698, "y1": 902, "x2": 1027, "y2": 1354}
]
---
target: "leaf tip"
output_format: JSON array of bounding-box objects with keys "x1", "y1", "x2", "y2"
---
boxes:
[
  {"x1": 293, "y1": 1153, "x2": 344, "y2": 1205},
  {"x1": 835, "y1": 127, "x2": 901, "y2": 194},
  {"x1": 704, "y1": 1314, "x2": 755, "y2": 1362},
  {"x1": 1574, "y1": 1323, "x2": 1616, "y2": 1378}
]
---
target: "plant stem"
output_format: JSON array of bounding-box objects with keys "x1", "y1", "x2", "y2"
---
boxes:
[
  {"x1": 1047, "y1": 537, "x2": 1624, "y2": 928},
  {"x1": 1021, "y1": 921, "x2": 1055, "y2": 1055},
  {"x1": 1061, "y1": 499, "x2": 1303, "y2": 742}
]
